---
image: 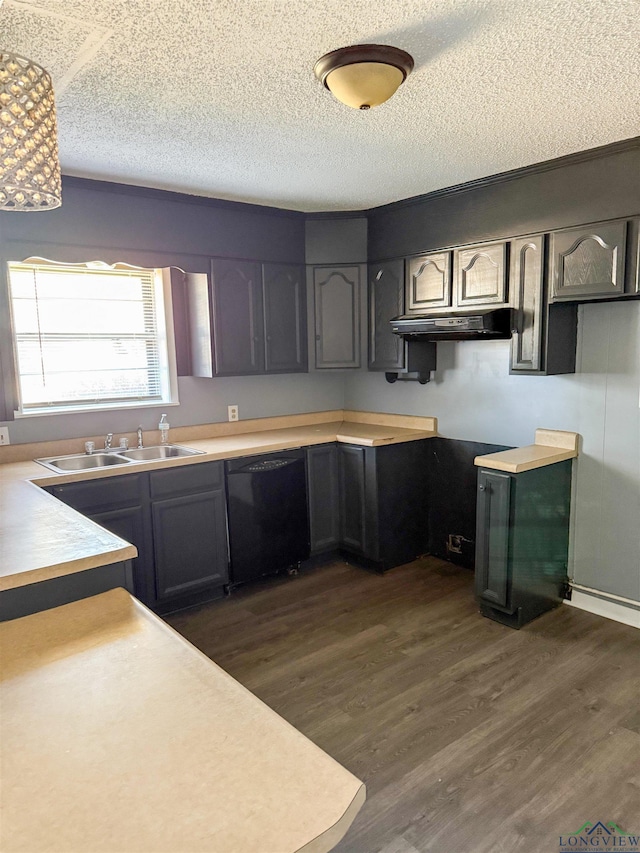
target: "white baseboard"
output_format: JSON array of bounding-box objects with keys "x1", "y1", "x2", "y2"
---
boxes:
[{"x1": 565, "y1": 590, "x2": 640, "y2": 629}]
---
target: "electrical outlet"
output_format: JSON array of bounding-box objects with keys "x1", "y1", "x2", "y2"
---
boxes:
[
  {"x1": 0, "y1": 426, "x2": 10, "y2": 446},
  {"x1": 228, "y1": 405, "x2": 239, "y2": 422}
]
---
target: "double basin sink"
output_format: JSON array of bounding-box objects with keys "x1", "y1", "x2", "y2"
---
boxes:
[{"x1": 36, "y1": 444, "x2": 204, "y2": 474}]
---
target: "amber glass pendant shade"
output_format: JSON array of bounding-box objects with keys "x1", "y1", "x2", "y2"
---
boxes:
[{"x1": 0, "y1": 52, "x2": 62, "y2": 211}]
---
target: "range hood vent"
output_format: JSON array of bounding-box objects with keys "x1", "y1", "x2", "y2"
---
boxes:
[{"x1": 391, "y1": 308, "x2": 513, "y2": 341}]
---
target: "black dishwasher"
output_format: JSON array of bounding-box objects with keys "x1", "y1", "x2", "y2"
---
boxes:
[{"x1": 225, "y1": 449, "x2": 310, "y2": 586}]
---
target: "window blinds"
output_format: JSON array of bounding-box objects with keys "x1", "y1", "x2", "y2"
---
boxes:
[{"x1": 8, "y1": 262, "x2": 164, "y2": 411}]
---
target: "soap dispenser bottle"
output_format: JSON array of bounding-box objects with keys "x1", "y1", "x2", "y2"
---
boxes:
[{"x1": 158, "y1": 413, "x2": 170, "y2": 446}]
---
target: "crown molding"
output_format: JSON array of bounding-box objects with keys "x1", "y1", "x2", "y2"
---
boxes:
[{"x1": 366, "y1": 136, "x2": 640, "y2": 217}]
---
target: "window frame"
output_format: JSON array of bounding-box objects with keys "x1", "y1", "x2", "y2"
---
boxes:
[{"x1": 5, "y1": 258, "x2": 180, "y2": 418}]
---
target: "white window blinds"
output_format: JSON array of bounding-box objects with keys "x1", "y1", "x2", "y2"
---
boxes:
[{"x1": 8, "y1": 261, "x2": 171, "y2": 413}]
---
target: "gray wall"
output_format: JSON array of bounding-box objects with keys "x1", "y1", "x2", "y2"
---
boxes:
[
  {"x1": 344, "y1": 301, "x2": 640, "y2": 604},
  {"x1": 0, "y1": 179, "x2": 345, "y2": 442}
]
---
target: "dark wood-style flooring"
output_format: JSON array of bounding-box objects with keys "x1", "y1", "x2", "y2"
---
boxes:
[{"x1": 167, "y1": 557, "x2": 640, "y2": 853}]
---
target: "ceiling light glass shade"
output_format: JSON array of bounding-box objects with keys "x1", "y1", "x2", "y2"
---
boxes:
[
  {"x1": 314, "y1": 44, "x2": 414, "y2": 110},
  {"x1": 0, "y1": 52, "x2": 62, "y2": 211}
]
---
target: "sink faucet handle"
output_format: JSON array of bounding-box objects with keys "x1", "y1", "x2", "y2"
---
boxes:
[
  {"x1": 104, "y1": 433, "x2": 113, "y2": 451},
  {"x1": 85, "y1": 441, "x2": 95, "y2": 455}
]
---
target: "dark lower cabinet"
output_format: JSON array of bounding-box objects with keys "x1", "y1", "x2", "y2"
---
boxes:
[
  {"x1": 152, "y1": 490, "x2": 228, "y2": 599},
  {"x1": 475, "y1": 461, "x2": 572, "y2": 628},
  {"x1": 47, "y1": 462, "x2": 229, "y2": 612},
  {"x1": 48, "y1": 474, "x2": 153, "y2": 605},
  {"x1": 337, "y1": 440, "x2": 431, "y2": 571},
  {"x1": 338, "y1": 445, "x2": 367, "y2": 554},
  {"x1": 149, "y1": 462, "x2": 228, "y2": 604},
  {"x1": 306, "y1": 444, "x2": 340, "y2": 554}
]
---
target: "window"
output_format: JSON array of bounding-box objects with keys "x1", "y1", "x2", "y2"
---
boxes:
[{"x1": 7, "y1": 259, "x2": 178, "y2": 415}]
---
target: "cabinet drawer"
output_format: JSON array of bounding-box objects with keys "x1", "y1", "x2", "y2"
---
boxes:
[
  {"x1": 51, "y1": 473, "x2": 146, "y2": 513},
  {"x1": 149, "y1": 461, "x2": 224, "y2": 499}
]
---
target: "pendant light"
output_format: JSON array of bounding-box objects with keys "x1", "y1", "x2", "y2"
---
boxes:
[
  {"x1": 314, "y1": 44, "x2": 414, "y2": 110},
  {"x1": 0, "y1": 52, "x2": 62, "y2": 211}
]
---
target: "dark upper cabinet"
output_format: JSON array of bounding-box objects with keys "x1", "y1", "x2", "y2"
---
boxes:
[
  {"x1": 406, "y1": 251, "x2": 452, "y2": 311},
  {"x1": 211, "y1": 259, "x2": 264, "y2": 375},
  {"x1": 510, "y1": 234, "x2": 577, "y2": 376},
  {"x1": 306, "y1": 443, "x2": 340, "y2": 553},
  {"x1": 454, "y1": 241, "x2": 508, "y2": 308},
  {"x1": 550, "y1": 220, "x2": 627, "y2": 301},
  {"x1": 510, "y1": 235, "x2": 544, "y2": 372},
  {"x1": 262, "y1": 263, "x2": 307, "y2": 373},
  {"x1": 190, "y1": 260, "x2": 307, "y2": 377},
  {"x1": 475, "y1": 461, "x2": 573, "y2": 629},
  {"x1": 313, "y1": 265, "x2": 361, "y2": 369},
  {"x1": 368, "y1": 259, "x2": 405, "y2": 372}
]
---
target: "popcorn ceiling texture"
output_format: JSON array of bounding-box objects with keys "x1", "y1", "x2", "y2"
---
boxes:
[{"x1": 2, "y1": 0, "x2": 639, "y2": 211}]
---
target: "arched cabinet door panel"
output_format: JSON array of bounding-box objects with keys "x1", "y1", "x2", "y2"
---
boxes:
[
  {"x1": 550, "y1": 220, "x2": 627, "y2": 301},
  {"x1": 406, "y1": 251, "x2": 452, "y2": 311},
  {"x1": 313, "y1": 265, "x2": 361, "y2": 369},
  {"x1": 454, "y1": 241, "x2": 508, "y2": 308},
  {"x1": 368, "y1": 259, "x2": 405, "y2": 372}
]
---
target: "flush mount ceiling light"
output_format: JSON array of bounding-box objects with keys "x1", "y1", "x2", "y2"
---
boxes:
[
  {"x1": 0, "y1": 52, "x2": 62, "y2": 211},
  {"x1": 314, "y1": 44, "x2": 414, "y2": 110}
]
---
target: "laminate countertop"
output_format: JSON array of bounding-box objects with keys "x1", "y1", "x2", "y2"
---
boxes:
[
  {"x1": 0, "y1": 587, "x2": 365, "y2": 853},
  {"x1": 0, "y1": 413, "x2": 438, "y2": 592}
]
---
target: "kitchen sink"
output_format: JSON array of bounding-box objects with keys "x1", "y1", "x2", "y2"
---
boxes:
[
  {"x1": 118, "y1": 445, "x2": 204, "y2": 461},
  {"x1": 36, "y1": 453, "x2": 134, "y2": 473},
  {"x1": 36, "y1": 445, "x2": 203, "y2": 473}
]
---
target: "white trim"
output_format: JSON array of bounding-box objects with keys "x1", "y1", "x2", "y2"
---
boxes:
[{"x1": 565, "y1": 591, "x2": 640, "y2": 629}]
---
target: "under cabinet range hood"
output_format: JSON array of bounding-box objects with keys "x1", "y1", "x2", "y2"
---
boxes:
[{"x1": 390, "y1": 308, "x2": 513, "y2": 341}]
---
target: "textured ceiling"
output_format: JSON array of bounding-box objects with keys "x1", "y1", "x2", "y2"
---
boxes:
[{"x1": 1, "y1": 0, "x2": 639, "y2": 211}]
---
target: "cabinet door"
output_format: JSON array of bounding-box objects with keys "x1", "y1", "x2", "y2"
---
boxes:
[
  {"x1": 313, "y1": 265, "x2": 360, "y2": 369},
  {"x1": 550, "y1": 220, "x2": 627, "y2": 300},
  {"x1": 211, "y1": 259, "x2": 264, "y2": 375},
  {"x1": 152, "y1": 490, "x2": 228, "y2": 599},
  {"x1": 406, "y1": 251, "x2": 452, "y2": 312},
  {"x1": 475, "y1": 470, "x2": 511, "y2": 608},
  {"x1": 454, "y1": 241, "x2": 508, "y2": 308},
  {"x1": 338, "y1": 444, "x2": 366, "y2": 553},
  {"x1": 368, "y1": 260, "x2": 405, "y2": 371},
  {"x1": 306, "y1": 444, "x2": 340, "y2": 553},
  {"x1": 90, "y1": 505, "x2": 155, "y2": 605},
  {"x1": 262, "y1": 263, "x2": 307, "y2": 373},
  {"x1": 510, "y1": 235, "x2": 544, "y2": 372}
]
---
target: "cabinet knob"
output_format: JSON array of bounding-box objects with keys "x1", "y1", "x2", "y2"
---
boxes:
[{"x1": 479, "y1": 484, "x2": 486, "y2": 492}]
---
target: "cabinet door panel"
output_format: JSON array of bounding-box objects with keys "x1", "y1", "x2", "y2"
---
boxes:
[
  {"x1": 551, "y1": 220, "x2": 627, "y2": 300},
  {"x1": 475, "y1": 470, "x2": 511, "y2": 608},
  {"x1": 368, "y1": 260, "x2": 405, "y2": 371},
  {"x1": 153, "y1": 490, "x2": 228, "y2": 599},
  {"x1": 510, "y1": 235, "x2": 544, "y2": 372},
  {"x1": 455, "y1": 242, "x2": 507, "y2": 307},
  {"x1": 338, "y1": 445, "x2": 366, "y2": 553},
  {"x1": 307, "y1": 444, "x2": 340, "y2": 553},
  {"x1": 406, "y1": 251, "x2": 451, "y2": 311},
  {"x1": 314, "y1": 265, "x2": 360, "y2": 369},
  {"x1": 263, "y1": 263, "x2": 307, "y2": 373},
  {"x1": 91, "y1": 505, "x2": 155, "y2": 605},
  {"x1": 211, "y1": 259, "x2": 264, "y2": 375}
]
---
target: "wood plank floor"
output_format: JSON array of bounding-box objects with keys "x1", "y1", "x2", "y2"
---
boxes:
[{"x1": 167, "y1": 557, "x2": 640, "y2": 853}]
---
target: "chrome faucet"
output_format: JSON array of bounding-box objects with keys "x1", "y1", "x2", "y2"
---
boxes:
[
  {"x1": 137, "y1": 426, "x2": 144, "y2": 449},
  {"x1": 104, "y1": 433, "x2": 113, "y2": 451}
]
